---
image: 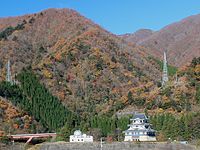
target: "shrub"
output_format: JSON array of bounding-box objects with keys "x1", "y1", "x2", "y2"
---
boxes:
[{"x1": 0, "y1": 136, "x2": 10, "y2": 144}]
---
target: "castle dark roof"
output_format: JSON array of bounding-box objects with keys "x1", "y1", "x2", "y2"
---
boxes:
[{"x1": 132, "y1": 113, "x2": 147, "y2": 120}]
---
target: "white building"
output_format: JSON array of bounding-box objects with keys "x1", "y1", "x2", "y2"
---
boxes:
[
  {"x1": 124, "y1": 113, "x2": 156, "y2": 142},
  {"x1": 70, "y1": 130, "x2": 93, "y2": 143}
]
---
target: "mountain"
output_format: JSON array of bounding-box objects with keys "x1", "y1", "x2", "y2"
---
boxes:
[
  {"x1": 0, "y1": 8, "x2": 161, "y2": 117},
  {"x1": 0, "y1": 8, "x2": 199, "y2": 143},
  {"x1": 120, "y1": 29, "x2": 153, "y2": 45},
  {"x1": 120, "y1": 14, "x2": 200, "y2": 67}
]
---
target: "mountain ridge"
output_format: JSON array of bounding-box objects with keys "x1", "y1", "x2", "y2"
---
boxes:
[
  {"x1": 119, "y1": 29, "x2": 154, "y2": 45},
  {"x1": 0, "y1": 8, "x2": 199, "y2": 143},
  {"x1": 120, "y1": 14, "x2": 200, "y2": 67},
  {"x1": 0, "y1": 8, "x2": 161, "y2": 116}
]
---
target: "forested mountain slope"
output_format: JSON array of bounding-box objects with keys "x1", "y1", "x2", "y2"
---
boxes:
[
  {"x1": 0, "y1": 97, "x2": 40, "y2": 136},
  {"x1": 120, "y1": 14, "x2": 200, "y2": 67},
  {"x1": 0, "y1": 8, "x2": 161, "y2": 117},
  {"x1": 0, "y1": 9, "x2": 199, "y2": 142}
]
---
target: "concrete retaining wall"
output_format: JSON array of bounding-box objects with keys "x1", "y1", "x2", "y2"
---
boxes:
[{"x1": 36, "y1": 142, "x2": 196, "y2": 150}]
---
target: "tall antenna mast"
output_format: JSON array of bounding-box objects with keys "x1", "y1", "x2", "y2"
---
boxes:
[
  {"x1": 162, "y1": 52, "x2": 169, "y2": 86},
  {"x1": 6, "y1": 60, "x2": 12, "y2": 83}
]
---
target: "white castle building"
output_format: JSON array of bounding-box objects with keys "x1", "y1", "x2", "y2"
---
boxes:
[
  {"x1": 124, "y1": 113, "x2": 156, "y2": 142},
  {"x1": 70, "y1": 130, "x2": 93, "y2": 142}
]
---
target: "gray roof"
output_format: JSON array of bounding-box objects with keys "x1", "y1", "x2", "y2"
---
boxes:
[{"x1": 132, "y1": 113, "x2": 147, "y2": 120}]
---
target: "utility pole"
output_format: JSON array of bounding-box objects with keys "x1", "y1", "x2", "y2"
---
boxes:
[
  {"x1": 100, "y1": 137, "x2": 103, "y2": 150},
  {"x1": 162, "y1": 52, "x2": 169, "y2": 87}
]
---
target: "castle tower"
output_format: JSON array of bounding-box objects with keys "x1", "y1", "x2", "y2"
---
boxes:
[
  {"x1": 6, "y1": 60, "x2": 12, "y2": 83},
  {"x1": 162, "y1": 52, "x2": 169, "y2": 86},
  {"x1": 123, "y1": 113, "x2": 156, "y2": 142}
]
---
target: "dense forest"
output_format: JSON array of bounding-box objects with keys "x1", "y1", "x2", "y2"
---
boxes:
[
  {"x1": 0, "y1": 57, "x2": 199, "y2": 141},
  {"x1": 0, "y1": 69, "x2": 71, "y2": 131},
  {"x1": 0, "y1": 68, "x2": 130, "y2": 140},
  {"x1": 150, "y1": 113, "x2": 200, "y2": 141},
  {"x1": 150, "y1": 57, "x2": 200, "y2": 141}
]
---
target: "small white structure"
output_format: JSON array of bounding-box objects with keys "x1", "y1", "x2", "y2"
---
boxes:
[
  {"x1": 124, "y1": 113, "x2": 156, "y2": 142},
  {"x1": 70, "y1": 130, "x2": 93, "y2": 143}
]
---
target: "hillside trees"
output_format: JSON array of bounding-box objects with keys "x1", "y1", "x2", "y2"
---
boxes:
[
  {"x1": 0, "y1": 20, "x2": 26, "y2": 40},
  {"x1": 55, "y1": 114, "x2": 131, "y2": 141},
  {"x1": 87, "y1": 115, "x2": 130, "y2": 140},
  {"x1": 150, "y1": 113, "x2": 198, "y2": 141},
  {"x1": 0, "y1": 68, "x2": 131, "y2": 138},
  {"x1": 0, "y1": 69, "x2": 73, "y2": 131},
  {"x1": 127, "y1": 91, "x2": 146, "y2": 107},
  {"x1": 196, "y1": 85, "x2": 200, "y2": 103},
  {"x1": 17, "y1": 69, "x2": 73, "y2": 131},
  {"x1": 147, "y1": 56, "x2": 177, "y2": 76}
]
